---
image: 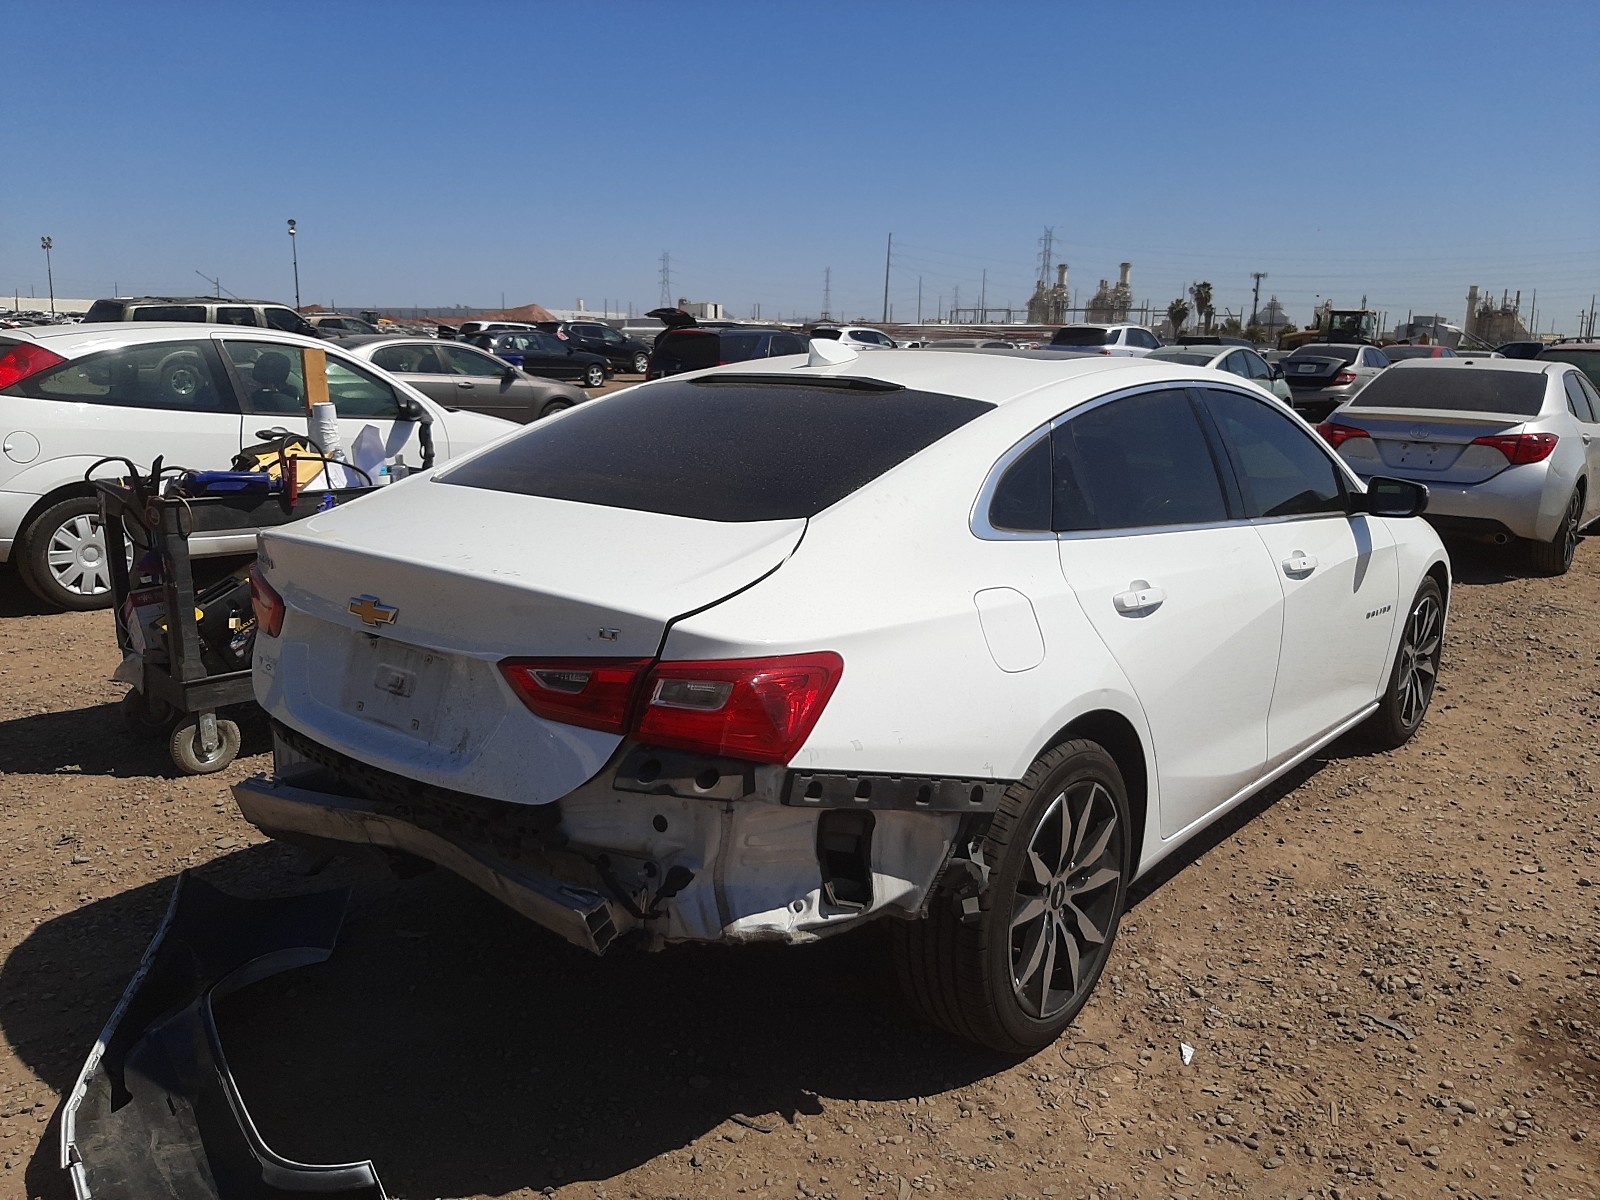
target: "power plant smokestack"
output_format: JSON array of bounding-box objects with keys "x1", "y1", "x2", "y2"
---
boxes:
[
  {"x1": 1056, "y1": 263, "x2": 1068, "y2": 288},
  {"x1": 1118, "y1": 262, "x2": 1131, "y2": 288}
]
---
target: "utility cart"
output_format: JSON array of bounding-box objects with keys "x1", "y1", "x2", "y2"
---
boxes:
[{"x1": 97, "y1": 473, "x2": 371, "y2": 774}]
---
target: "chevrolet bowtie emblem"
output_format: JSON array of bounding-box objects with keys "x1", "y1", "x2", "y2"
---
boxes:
[{"x1": 348, "y1": 595, "x2": 398, "y2": 627}]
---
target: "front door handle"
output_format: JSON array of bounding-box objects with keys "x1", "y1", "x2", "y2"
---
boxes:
[
  {"x1": 1283, "y1": 552, "x2": 1318, "y2": 576},
  {"x1": 1113, "y1": 584, "x2": 1166, "y2": 614},
  {"x1": 456, "y1": 380, "x2": 475, "y2": 389}
]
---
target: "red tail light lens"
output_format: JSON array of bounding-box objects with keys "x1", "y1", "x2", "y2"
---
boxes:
[
  {"x1": 1316, "y1": 421, "x2": 1371, "y2": 450},
  {"x1": 499, "y1": 651, "x2": 844, "y2": 763},
  {"x1": 1333, "y1": 370, "x2": 1358, "y2": 386},
  {"x1": 636, "y1": 653, "x2": 844, "y2": 764},
  {"x1": 0, "y1": 342, "x2": 67, "y2": 390},
  {"x1": 499, "y1": 658, "x2": 652, "y2": 734},
  {"x1": 1471, "y1": 432, "x2": 1558, "y2": 465},
  {"x1": 248, "y1": 564, "x2": 285, "y2": 638}
]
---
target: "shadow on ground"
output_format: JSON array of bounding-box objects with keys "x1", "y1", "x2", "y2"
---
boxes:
[{"x1": 0, "y1": 701, "x2": 270, "y2": 778}]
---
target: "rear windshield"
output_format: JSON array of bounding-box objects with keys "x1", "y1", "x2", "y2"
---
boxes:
[
  {"x1": 1288, "y1": 345, "x2": 1359, "y2": 364},
  {"x1": 439, "y1": 378, "x2": 993, "y2": 521},
  {"x1": 1050, "y1": 327, "x2": 1113, "y2": 346},
  {"x1": 85, "y1": 300, "x2": 125, "y2": 322},
  {"x1": 1382, "y1": 346, "x2": 1453, "y2": 360},
  {"x1": 718, "y1": 331, "x2": 766, "y2": 361},
  {"x1": 1347, "y1": 368, "x2": 1547, "y2": 415},
  {"x1": 1539, "y1": 348, "x2": 1600, "y2": 390},
  {"x1": 1148, "y1": 350, "x2": 1216, "y2": 366}
]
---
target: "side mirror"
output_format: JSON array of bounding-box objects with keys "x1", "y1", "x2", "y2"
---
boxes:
[
  {"x1": 397, "y1": 395, "x2": 434, "y2": 426},
  {"x1": 503, "y1": 365, "x2": 518, "y2": 381},
  {"x1": 1355, "y1": 476, "x2": 1428, "y2": 518},
  {"x1": 1269, "y1": 363, "x2": 1284, "y2": 380}
]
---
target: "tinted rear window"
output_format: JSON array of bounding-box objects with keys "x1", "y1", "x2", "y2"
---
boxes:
[
  {"x1": 1050, "y1": 327, "x2": 1113, "y2": 346},
  {"x1": 1148, "y1": 350, "x2": 1216, "y2": 366},
  {"x1": 1288, "y1": 345, "x2": 1359, "y2": 365},
  {"x1": 1539, "y1": 348, "x2": 1600, "y2": 390},
  {"x1": 439, "y1": 379, "x2": 993, "y2": 521},
  {"x1": 1347, "y1": 368, "x2": 1547, "y2": 415},
  {"x1": 132, "y1": 305, "x2": 206, "y2": 322},
  {"x1": 1382, "y1": 346, "x2": 1452, "y2": 360},
  {"x1": 85, "y1": 300, "x2": 125, "y2": 322}
]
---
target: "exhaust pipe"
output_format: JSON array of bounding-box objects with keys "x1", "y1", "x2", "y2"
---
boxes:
[{"x1": 1491, "y1": 532, "x2": 1511, "y2": 545}]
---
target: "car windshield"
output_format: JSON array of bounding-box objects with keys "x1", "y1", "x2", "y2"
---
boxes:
[
  {"x1": 1050, "y1": 328, "x2": 1113, "y2": 346},
  {"x1": 1538, "y1": 349, "x2": 1600, "y2": 390},
  {"x1": 1346, "y1": 368, "x2": 1547, "y2": 415},
  {"x1": 1288, "y1": 345, "x2": 1360, "y2": 365},
  {"x1": 438, "y1": 378, "x2": 993, "y2": 521}
]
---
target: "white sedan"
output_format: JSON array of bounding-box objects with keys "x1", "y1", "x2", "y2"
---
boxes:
[{"x1": 237, "y1": 344, "x2": 1450, "y2": 1053}]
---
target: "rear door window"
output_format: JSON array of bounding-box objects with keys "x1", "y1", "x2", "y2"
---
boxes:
[
  {"x1": 1050, "y1": 327, "x2": 1113, "y2": 347},
  {"x1": 223, "y1": 341, "x2": 402, "y2": 419},
  {"x1": 1051, "y1": 389, "x2": 1229, "y2": 531},
  {"x1": 215, "y1": 306, "x2": 260, "y2": 327},
  {"x1": 1564, "y1": 373, "x2": 1597, "y2": 421},
  {"x1": 440, "y1": 379, "x2": 992, "y2": 521},
  {"x1": 4, "y1": 340, "x2": 236, "y2": 413}
]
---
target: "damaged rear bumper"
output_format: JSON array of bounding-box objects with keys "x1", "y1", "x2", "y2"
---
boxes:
[
  {"x1": 234, "y1": 774, "x2": 624, "y2": 954},
  {"x1": 60, "y1": 873, "x2": 387, "y2": 1199}
]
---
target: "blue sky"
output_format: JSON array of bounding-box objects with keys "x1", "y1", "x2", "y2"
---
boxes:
[{"x1": 6, "y1": 1, "x2": 1597, "y2": 333}]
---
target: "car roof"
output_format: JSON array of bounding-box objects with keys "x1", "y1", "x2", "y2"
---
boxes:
[
  {"x1": 0, "y1": 321, "x2": 327, "y2": 353},
  {"x1": 1542, "y1": 340, "x2": 1600, "y2": 351},
  {"x1": 94, "y1": 295, "x2": 289, "y2": 306}
]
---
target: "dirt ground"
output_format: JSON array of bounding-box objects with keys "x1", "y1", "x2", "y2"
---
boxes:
[{"x1": 1, "y1": 534, "x2": 1596, "y2": 1200}]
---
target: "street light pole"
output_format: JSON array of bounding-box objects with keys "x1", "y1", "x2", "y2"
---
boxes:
[
  {"x1": 40, "y1": 237, "x2": 54, "y2": 316},
  {"x1": 286, "y1": 219, "x2": 301, "y2": 309}
]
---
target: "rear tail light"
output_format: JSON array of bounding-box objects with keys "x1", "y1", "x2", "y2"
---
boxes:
[
  {"x1": 499, "y1": 651, "x2": 844, "y2": 764},
  {"x1": 248, "y1": 564, "x2": 285, "y2": 638},
  {"x1": 1333, "y1": 370, "x2": 1358, "y2": 386},
  {"x1": 499, "y1": 658, "x2": 652, "y2": 734},
  {"x1": 0, "y1": 342, "x2": 67, "y2": 389},
  {"x1": 1316, "y1": 421, "x2": 1371, "y2": 450},
  {"x1": 1471, "y1": 432, "x2": 1558, "y2": 465}
]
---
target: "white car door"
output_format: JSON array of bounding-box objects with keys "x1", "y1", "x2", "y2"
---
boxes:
[
  {"x1": 1196, "y1": 387, "x2": 1399, "y2": 763},
  {"x1": 1052, "y1": 387, "x2": 1282, "y2": 839},
  {"x1": 1564, "y1": 373, "x2": 1600, "y2": 526},
  {"x1": 217, "y1": 338, "x2": 431, "y2": 477}
]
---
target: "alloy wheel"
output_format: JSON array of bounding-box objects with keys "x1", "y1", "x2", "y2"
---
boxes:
[
  {"x1": 1009, "y1": 779, "x2": 1125, "y2": 1020},
  {"x1": 1396, "y1": 593, "x2": 1442, "y2": 729}
]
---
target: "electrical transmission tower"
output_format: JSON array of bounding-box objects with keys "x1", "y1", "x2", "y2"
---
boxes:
[
  {"x1": 658, "y1": 252, "x2": 673, "y2": 308},
  {"x1": 821, "y1": 267, "x2": 833, "y2": 322},
  {"x1": 1037, "y1": 227, "x2": 1055, "y2": 285}
]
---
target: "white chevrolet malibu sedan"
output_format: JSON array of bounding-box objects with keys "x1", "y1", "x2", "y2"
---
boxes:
[{"x1": 236, "y1": 344, "x2": 1450, "y2": 1053}]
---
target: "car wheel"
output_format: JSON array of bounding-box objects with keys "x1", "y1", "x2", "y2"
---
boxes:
[
  {"x1": 631, "y1": 351, "x2": 649, "y2": 374},
  {"x1": 17, "y1": 496, "x2": 117, "y2": 611},
  {"x1": 539, "y1": 398, "x2": 574, "y2": 420},
  {"x1": 582, "y1": 364, "x2": 606, "y2": 388},
  {"x1": 1359, "y1": 576, "x2": 1444, "y2": 750},
  {"x1": 1528, "y1": 488, "x2": 1583, "y2": 576},
  {"x1": 892, "y1": 739, "x2": 1131, "y2": 1054},
  {"x1": 168, "y1": 715, "x2": 242, "y2": 775}
]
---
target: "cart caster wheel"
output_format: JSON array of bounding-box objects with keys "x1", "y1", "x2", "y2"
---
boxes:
[
  {"x1": 169, "y1": 716, "x2": 241, "y2": 775},
  {"x1": 120, "y1": 688, "x2": 178, "y2": 738}
]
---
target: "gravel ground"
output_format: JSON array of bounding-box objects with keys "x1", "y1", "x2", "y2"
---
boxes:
[{"x1": 0, "y1": 536, "x2": 1596, "y2": 1200}]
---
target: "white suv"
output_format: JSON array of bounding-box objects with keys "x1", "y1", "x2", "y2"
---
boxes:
[
  {"x1": 0, "y1": 323, "x2": 516, "y2": 610},
  {"x1": 1045, "y1": 323, "x2": 1162, "y2": 356}
]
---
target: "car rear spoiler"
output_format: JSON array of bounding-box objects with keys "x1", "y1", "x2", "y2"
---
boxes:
[{"x1": 60, "y1": 873, "x2": 389, "y2": 1199}]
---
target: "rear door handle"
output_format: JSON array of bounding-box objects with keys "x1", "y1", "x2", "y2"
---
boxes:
[
  {"x1": 1112, "y1": 584, "x2": 1166, "y2": 614},
  {"x1": 1283, "y1": 552, "x2": 1318, "y2": 576}
]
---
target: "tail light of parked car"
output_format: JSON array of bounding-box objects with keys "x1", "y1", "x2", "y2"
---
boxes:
[
  {"x1": 1333, "y1": 370, "x2": 1359, "y2": 386},
  {"x1": 1315, "y1": 422, "x2": 1371, "y2": 450},
  {"x1": 1470, "y1": 432, "x2": 1559, "y2": 465},
  {"x1": 0, "y1": 343, "x2": 67, "y2": 389},
  {"x1": 248, "y1": 565, "x2": 285, "y2": 638},
  {"x1": 499, "y1": 652, "x2": 844, "y2": 764}
]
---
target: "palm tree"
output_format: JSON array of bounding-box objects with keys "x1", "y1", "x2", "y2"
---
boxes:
[
  {"x1": 1167, "y1": 297, "x2": 1190, "y2": 337},
  {"x1": 1190, "y1": 282, "x2": 1215, "y2": 335}
]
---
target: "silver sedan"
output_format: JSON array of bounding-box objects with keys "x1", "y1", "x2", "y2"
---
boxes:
[
  {"x1": 342, "y1": 336, "x2": 590, "y2": 423},
  {"x1": 1317, "y1": 358, "x2": 1600, "y2": 574}
]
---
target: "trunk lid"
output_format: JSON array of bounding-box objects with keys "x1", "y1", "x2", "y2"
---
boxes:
[
  {"x1": 1333, "y1": 407, "x2": 1529, "y2": 483},
  {"x1": 256, "y1": 479, "x2": 805, "y2": 804}
]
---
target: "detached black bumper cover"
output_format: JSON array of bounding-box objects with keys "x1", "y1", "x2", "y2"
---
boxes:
[{"x1": 60, "y1": 873, "x2": 388, "y2": 1199}]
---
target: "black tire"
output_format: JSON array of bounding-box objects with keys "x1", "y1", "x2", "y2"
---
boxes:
[
  {"x1": 892, "y1": 739, "x2": 1132, "y2": 1054},
  {"x1": 1359, "y1": 576, "x2": 1444, "y2": 750},
  {"x1": 169, "y1": 715, "x2": 241, "y2": 775},
  {"x1": 1528, "y1": 488, "x2": 1582, "y2": 576},
  {"x1": 17, "y1": 496, "x2": 117, "y2": 611},
  {"x1": 539, "y1": 398, "x2": 575, "y2": 420},
  {"x1": 631, "y1": 351, "x2": 649, "y2": 374},
  {"x1": 120, "y1": 688, "x2": 179, "y2": 739}
]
